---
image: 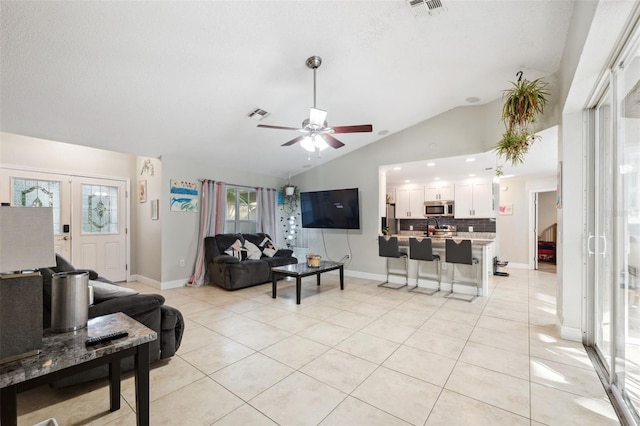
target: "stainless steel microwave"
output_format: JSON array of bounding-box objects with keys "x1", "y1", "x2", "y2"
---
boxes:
[{"x1": 424, "y1": 201, "x2": 454, "y2": 217}]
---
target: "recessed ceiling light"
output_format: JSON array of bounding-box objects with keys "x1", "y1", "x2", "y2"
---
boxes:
[
  {"x1": 404, "y1": 180, "x2": 411, "y2": 183},
  {"x1": 378, "y1": 130, "x2": 389, "y2": 136},
  {"x1": 465, "y1": 97, "x2": 480, "y2": 103},
  {"x1": 427, "y1": 162, "x2": 435, "y2": 167},
  {"x1": 434, "y1": 177, "x2": 440, "y2": 180},
  {"x1": 469, "y1": 173, "x2": 476, "y2": 177},
  {"x1": 393, "y1": 167, "x2": 402, "y2": 170},
  {"x1": 466, "y1": 158, "x2": 476, "y2": 162}
]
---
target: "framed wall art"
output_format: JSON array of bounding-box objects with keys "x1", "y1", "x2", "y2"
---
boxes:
[
  {"x1": 138, "y1": 180, "x2": 147, "y2": 203},
  {"x1": 151, "y1": 199, "x2": 159, "y2": 220}
]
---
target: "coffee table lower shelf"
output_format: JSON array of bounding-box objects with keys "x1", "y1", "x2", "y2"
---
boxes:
[{"x1": 272, "y1": 261, "x2": 344, "y2": 304}]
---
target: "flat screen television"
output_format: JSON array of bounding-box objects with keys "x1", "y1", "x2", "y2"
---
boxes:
[{"x1": 300, "y1": 188, "x2": 360, "y2": 230}]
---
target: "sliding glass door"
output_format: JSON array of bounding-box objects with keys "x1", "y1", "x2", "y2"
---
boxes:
[
  {"x1": 616, "y1": 35, "x2": 640, "y2": 418},
  {"x1": 588, "y1": 25, "x2": 640, "y2": 423}
]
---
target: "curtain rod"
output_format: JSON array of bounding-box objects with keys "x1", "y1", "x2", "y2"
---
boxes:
[{"x1": 198, "y1": 179, "x2": 276, "y2": 191}]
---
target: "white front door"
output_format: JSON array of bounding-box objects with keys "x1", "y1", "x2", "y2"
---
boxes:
[
  {"x1": 1, "y1": 169, "x2": 72, "y2": 259},
  {"x1": 71, "y1": 177, "x2": 127, "y2": 282},
  {"x1": 0, "y1": 168, "x2": 128, "y2": 281}
]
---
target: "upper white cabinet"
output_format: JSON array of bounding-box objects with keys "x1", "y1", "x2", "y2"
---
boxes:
[
  {"x1": 396, "y1": 187, "x2": 424, "y2": 219},
  {"x1": 454, "y1": 181, "x2": 494, "y2": 218},
  {"x1": 424, "y1": 183, "x2": 453, "y2": 202}
]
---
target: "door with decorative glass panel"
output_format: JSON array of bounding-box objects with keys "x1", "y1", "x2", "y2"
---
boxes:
[
  {"x1": 71, "y1": 177, "x2": 127, "y2": 282},
  {"x1": 0, "y1": 169, "x2": 127, "y2": 281},
  {"x1": 3, "y1": 170, "x2": 72, "y2": 259}
]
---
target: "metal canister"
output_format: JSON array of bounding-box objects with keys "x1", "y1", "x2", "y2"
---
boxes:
[{"x1": 51, "y1": 271, "x2": 89, "y2": 332}]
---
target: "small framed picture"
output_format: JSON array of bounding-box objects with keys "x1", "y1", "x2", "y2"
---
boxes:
[
  {"x1": 139, "y1": 180, "x2": 147, "y2": 203},
  {"x1": 151, "y1": 199, "x2": 159, "y2": 220}
]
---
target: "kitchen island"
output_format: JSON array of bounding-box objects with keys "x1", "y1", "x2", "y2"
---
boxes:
[{"x1": 389, "y1": 234, "x2": 495, "y2": 297}]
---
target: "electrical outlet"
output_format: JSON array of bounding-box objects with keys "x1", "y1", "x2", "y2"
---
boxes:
[
  {"x1": 410, "y1": 225, "x2": 413, "y2": 231},
  {"x1": 179, "y1": 259, "x2": 185, "y2": 267},
  {"x1": 469, "y1": 226, "x2": 473, "y2": 232}
]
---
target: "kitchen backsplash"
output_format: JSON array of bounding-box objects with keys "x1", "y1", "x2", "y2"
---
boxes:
[{"x1": 398, "y1": 217, "x2": 496, "y2": 233}]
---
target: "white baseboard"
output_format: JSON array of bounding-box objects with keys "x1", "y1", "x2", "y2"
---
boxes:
[
  {"x1": 129, "y1": 274, "x2": 161, "y2": 290},
  {"x1": 560, "y1": 325, "x2": 583, "y2": 342},
  {"x1": 129, "y1": 275, "x2": 187, "y2": 290},
  {"x1": 161, "y1": 278, "x2": 189, "y2": 290}
]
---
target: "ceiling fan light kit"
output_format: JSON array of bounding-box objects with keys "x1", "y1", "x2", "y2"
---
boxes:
[{"x1": 257, "y1": 56, "x2": 373, "y2": 153}]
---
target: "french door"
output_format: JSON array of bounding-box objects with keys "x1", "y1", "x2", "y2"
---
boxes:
[{"x1": 0, "y1": 168, "x2": 128, "y2": 281}]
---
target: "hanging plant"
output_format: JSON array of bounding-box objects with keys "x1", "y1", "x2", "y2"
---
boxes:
[
  {"x1": 280, "y1": 185, "x2": 299, "y2": 216},
  {"x1": 495, "y1": 73, "x2": 549, "y2": 165}
]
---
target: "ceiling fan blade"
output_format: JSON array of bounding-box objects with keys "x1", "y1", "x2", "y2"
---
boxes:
[
  {"x1": 281, "y1": 135, "x2": 306, "y2": 147},
  {"x1": 331, "y1": 124, "x2": 373, "y2": 134},
  {"x1": 309, "y1": 108, "x2": 327, "y2": 127},
  {"x1": 257, "y1": 124, "x2": 300, "y2": 131},
  {"x1": 324, "y1": 134, "x2": 345, "y2": 149}
]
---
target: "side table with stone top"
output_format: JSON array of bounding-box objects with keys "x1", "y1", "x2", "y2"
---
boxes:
[{"x1": 0, "y1": 312, "x2": 157, "y2": 426}]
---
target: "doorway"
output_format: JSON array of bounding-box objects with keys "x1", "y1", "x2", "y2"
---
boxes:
[
  {"x1": 0, "y1": 168, "x2": 129, "y2": 281},
  {"x1": 530, "y1": 188, "x2": 557, "y2": 273}
]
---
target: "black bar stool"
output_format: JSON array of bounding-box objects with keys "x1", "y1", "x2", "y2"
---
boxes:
[
  {"x1": 408, "y1": 237, "x2": 441, "y2": 295},
  {"x1": 378, "y1": 236, "x2": 408, "y2": 289},
  {"x1": 445, "y1": 239, "x2": 480, "y2": 302}
]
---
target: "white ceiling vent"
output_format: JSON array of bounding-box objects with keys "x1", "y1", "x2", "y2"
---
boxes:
[
  {"x1": 407, "y1": 0, "x2": 447, "y2": 17},
  {"x1": 247, "y1": 107, "x2": 270, "y2": 121}
]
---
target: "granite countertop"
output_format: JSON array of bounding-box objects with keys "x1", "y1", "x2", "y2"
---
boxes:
[
  {"x1": 0, "y1": 312, "x2": 157, "y2": 388},
  {"x1": 388, "y1": 233, "x2": 496, "y2": 246}
]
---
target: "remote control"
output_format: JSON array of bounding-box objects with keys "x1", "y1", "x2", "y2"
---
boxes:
[{"x1": 85, "y1": 331, "x2": 129, "y2": 346}]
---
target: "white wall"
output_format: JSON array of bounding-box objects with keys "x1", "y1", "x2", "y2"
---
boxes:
[
  {"x1": 538, "y1": 191, "x2": 557, "y2": 237},
  {"x1": 159, "y1": 154, "x2": 285, "y2": 285},
  {"x1": 134, "y1": 156, "x2": 162, "y2": 283},
  {"x1": 0, "y1": 133, "x2": 287, "y2": 288},
  {"x1": 293, "y1": 100, "x2": 509, "y2": 278},
  {"x1": 0, "y1": 132, "x2": 136, "y2": 178}
]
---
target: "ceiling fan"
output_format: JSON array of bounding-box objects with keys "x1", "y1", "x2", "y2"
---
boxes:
[{"x1": 257, "y1": 56, "x2": 373, "y2": 152}]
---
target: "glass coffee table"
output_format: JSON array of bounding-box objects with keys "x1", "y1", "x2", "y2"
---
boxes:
[{"x1": 272, "y1": 261, "x2": 344, "y2": 304}]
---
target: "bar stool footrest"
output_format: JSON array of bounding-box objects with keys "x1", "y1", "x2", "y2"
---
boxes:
[
  {"x1": 378, "y1": 281, "x2": 408, "y2": 289},
  {"x1": 409, "y1": 285, "x2": 439, "y2": 295}
]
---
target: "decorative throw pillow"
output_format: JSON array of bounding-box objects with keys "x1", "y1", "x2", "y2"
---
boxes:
[
  {"x1": 225, "y1": 239, "x2": 248, "y2": 260},
  {"x1": 90, "y1": 280, "x2": 139, "y2": 303},
  {"x1": 244, "y1": 240, "x2": 263, "y2": 260},
  {"x1": 259, "y1": 237, "x2": 278, "y2": 257}
]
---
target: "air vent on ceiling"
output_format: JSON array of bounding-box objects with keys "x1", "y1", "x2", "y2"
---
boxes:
[
  {"x1": 247, "y1": 108, "x2": 270, "y2": 121},
  {"x1": 407, "y1": 0, "x2": 447, "y2": 16}
]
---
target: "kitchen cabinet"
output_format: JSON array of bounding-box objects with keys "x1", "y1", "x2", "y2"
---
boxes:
[
  {"x1": 424, "y1": 184, "x2": 453, "y2": 201},
  {"x1": 396, "y1": 187, "x2": 424, "y2": 219},
  {"x1": 454, "y1": 181, "x2": 494, "y2": 218}
]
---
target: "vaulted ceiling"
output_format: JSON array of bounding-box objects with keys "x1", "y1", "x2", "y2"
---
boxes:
[{"x1": 0, "y1": 1, "x2": 574, "y2": 178}]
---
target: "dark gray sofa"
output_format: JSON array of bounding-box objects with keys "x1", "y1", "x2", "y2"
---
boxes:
[
  {"x1": 205, "y1": 233, "x2": 298, "y2": 290},
  {"x1": 39, "y1": 255, "x2": 184, "y2": 386}
]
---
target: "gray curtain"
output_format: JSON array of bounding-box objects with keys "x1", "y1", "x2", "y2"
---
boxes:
[
  {"x1": 256, "y1": 187, "x2": 277, "y2": 238},
  {"x1": 188, "y1": 180, "x2": 226, "y2": 286}
]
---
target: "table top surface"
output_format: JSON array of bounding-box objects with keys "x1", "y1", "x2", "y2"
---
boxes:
[
  {"x1": 0, "y1": 312, "x2": 157, "y2": 388},
  {"x1": 272, "y1": 261, "x2": 343, "y2": 275}
]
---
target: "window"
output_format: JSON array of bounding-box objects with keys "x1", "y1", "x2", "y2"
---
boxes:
[
  {"x1": 81, "y1": 184, "x2": 119, "y2": 233},
  {"x1": 12, "y1": 178, "x2": 61, "y2": 234},
  {"x1": 225, "y1": 187, "x2": 257, "y2": 233}
]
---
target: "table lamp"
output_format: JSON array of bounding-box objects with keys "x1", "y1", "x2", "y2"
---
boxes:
[{"x1": 0, "y1": 206, "x2": 56, "y2": 363}]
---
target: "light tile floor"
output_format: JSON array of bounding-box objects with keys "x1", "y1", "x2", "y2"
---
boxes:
[{"x1": 17, "y1": 268, "x2": 621, "y2": 425}]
